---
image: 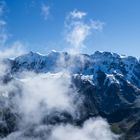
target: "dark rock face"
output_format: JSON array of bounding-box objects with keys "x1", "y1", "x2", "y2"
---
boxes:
[
  {"x1": 0, "y1": 51, "x2": 140, "y2": 139},
  {"x1": 72, "y1": 73, "x2": 140, "y2": 122}
]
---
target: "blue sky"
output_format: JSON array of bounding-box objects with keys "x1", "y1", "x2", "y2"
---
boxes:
[{"x1": 1, "y1": 0, "x2": 140, "y2": 57}]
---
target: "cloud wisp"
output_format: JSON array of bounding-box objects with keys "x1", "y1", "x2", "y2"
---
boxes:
[
  {"x1": 70, "y1": 9, "x2": 87, "y2": 19},
  {"x1": 0, "y1": 41, "x2": 26, "y2": 80},
  {"x1": 0, "y1": 41, "x2": 26, "y2": 59},
  {"x1": 0, "y1": 0, "x2": 8, "y2": 46},
  {"x1": 41, "y1": 3, "x2": 50, "y2": 20},
  {"x1": 65, "y1": 9, "x2": 104, "y2": 54}
]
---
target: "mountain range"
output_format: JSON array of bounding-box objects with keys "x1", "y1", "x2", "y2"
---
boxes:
[{"x1": 1, "y1": 51, "x2": 140, "y2": 140}]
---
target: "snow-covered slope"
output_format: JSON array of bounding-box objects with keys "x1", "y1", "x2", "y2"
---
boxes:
[{"x1": 10, "y1": 51, "x2": 140, "y2": 88}]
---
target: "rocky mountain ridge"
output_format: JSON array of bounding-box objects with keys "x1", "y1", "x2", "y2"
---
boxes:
[{"x1": 0, "y1": 51, "x2": 140, "y2": 140}]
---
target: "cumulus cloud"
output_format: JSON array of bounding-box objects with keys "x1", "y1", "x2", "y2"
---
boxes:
[
  {"x1": 41, "y1": 3, "x2": 50, "y2": 20},
  {"x1": 17, "y1": 72, "x2": 76, "y2": 124},
  {"x1": 50, "y1": 118, "x2": 118, "y2": 140},
  {"x1": 65, "y1": 9, "x2": 104, "y2": 54}
]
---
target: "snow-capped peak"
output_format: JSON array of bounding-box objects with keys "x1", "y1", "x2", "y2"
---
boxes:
[{"x1": 10, "y1": 50, "x2": 140, "y2": 88}]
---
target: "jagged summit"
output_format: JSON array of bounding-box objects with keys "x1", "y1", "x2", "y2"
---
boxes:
[
  {"x1": 10, "y1": 51, "x2": 140, "y2": 87},
  {"x1": 13, "y1": 50, "x2": 139, "y2": 65}
]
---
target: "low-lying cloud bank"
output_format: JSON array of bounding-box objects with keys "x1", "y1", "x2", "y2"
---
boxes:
[
  {"x1": 50, "y1": 118, "x2": 118, "y2": 140},
  {"x1": 17, "y1": 72, "x2": 76, "y2": 125},
  {"x1": 1, "y1": 118, "x2": 118, "y2": 140}
]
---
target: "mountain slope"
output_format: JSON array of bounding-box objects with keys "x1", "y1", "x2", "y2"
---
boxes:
[{"x1": 0, "y1": 51, "x2": 140, "y2": 139}]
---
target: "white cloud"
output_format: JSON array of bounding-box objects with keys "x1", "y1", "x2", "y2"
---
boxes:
[
  {"x1": 50, "y1": 118, "x2": 119, "y2": 140},
  {"x1": 0, "y1": 41, "x2": 26, "y2": 59},
  {"x1": 65, "y1": 9, "x2": 104, "y2": 54},
  {"x1": 2, "y1": 118, "x2": 119, "y2": 140},
  {"x1": 70, "y1": 9, "x2": 87, "y2": 19},
  {"x1": 41, "y1": 4, "x2": 50, "y2": 20},
  {"x1": 13, "y1": 71, "x2": 77, "y2": 125},
  {"x1": 66, "y1": 22, "x2": 90, "y2": 53},
  {"x1": 0, "y1": 41, "x2": 26, "y2": 77}
]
